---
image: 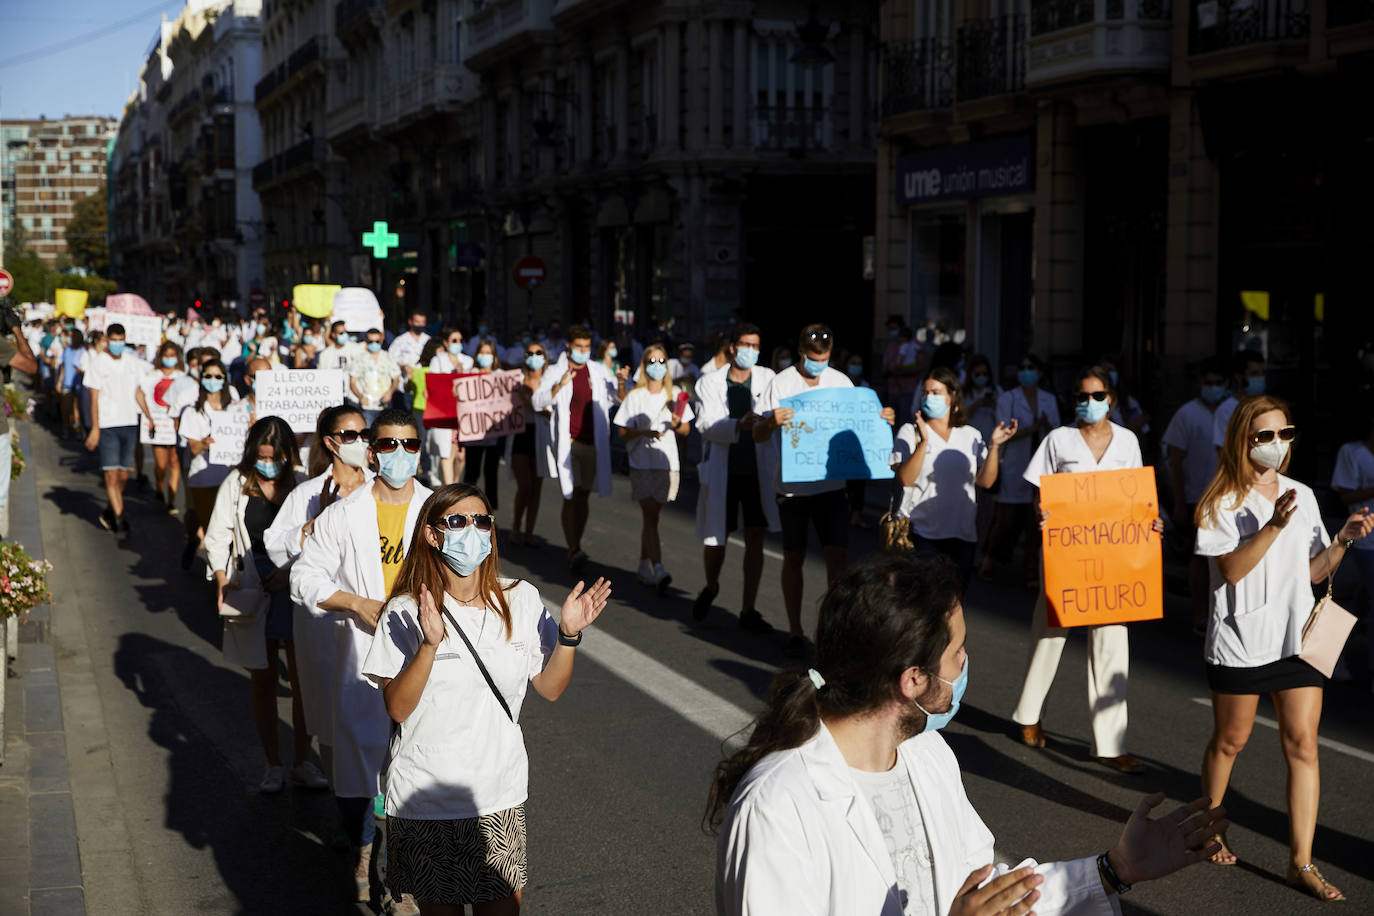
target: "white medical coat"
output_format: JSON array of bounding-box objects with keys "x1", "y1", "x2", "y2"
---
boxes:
[
  {"x1": 693, "y1": 365, "x2": 781, "y2": 545},
  {"x1": 716, "y1": 725, "x2": 1118, "y2": 916},
  {"x1": 289, "y1": 479, "x2": 432, "y2": 797},
  {"x1": 532, "y1": 356, "x2": 620, "y2": 499}
]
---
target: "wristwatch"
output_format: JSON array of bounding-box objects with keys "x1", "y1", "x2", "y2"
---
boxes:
[
  {"x1": 1096, "y1": 851, "x2": 1131, "y2": 895},
  {"x1": 1341, "y1": 535, "x2": 1356, "y2": 549},
  {"x1": 558, "y1": 625, "x2": 583, "y2": 647}
]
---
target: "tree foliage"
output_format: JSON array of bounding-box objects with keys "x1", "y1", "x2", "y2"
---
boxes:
[
  {"x1": 65, "y1": 183, "x2": 109, "y2": 275},
  {"x1": 2, "y1": 214, "x2": 115, "y2": 305}
]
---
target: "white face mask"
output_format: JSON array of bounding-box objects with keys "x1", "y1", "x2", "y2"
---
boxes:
[
  {"x1": 334, "y1": 437, "x2": 370, "y2": 470},
  {"x1": 1250, "y1": 440, "x2": 1289, "y2": 470}
]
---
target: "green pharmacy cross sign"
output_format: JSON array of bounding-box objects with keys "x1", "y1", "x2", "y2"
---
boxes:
[{"x1": 362, "y1": 221, "x2": 400, "y2": 259}]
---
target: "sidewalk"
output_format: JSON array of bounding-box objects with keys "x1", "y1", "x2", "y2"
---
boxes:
[{"x1": 0, "y1": 422, "x2": 87, "y2": 916}]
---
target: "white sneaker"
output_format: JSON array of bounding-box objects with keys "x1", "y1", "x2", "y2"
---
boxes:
[
  {"x1": 653, "y1": 562, "x2": 672, "y2": 595},
  {"x1": 293, "y1": 761, "x2": 330, "y2": 790},
  {"x1": 259, "y1": 765, "x2": 285, "y2": 794},
  {"x1": 637, "y1": 558, "x2": 655, "y2": 585}
]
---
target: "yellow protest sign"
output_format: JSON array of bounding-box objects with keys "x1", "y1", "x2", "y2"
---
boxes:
[
  {"x1": 1240, "y1": 290, "x2": 1269, "y2": 321},
  {"x1": 292, "y1": 284, "x2": 341, "y2": 319},
  {"x1": 1040, "y1": 467, "x2": 1163, "y2": 628},
  {"x1": 54, "y1": 288, "x2": 88, "y2": 318}
]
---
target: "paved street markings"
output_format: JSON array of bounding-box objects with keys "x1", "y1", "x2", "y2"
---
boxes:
[
  {"x1": 1191, "y1": 697, "x2": 1374, "y2": 764},
  {"x1": 580, "y1": 628, "x2": 756, "y2": 744}
]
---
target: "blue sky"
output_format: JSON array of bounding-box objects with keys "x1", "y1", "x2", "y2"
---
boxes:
[{"x1": 0, "y1": 1, "x2": 187, "y2": 121}]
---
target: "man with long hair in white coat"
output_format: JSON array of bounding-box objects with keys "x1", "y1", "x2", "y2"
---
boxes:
[
  {"x1": 533, "y1": 324, "x2": 626, "y2": 572},
  {"x1": 290, "y1": 407, "x2": 431, "y2": 907}
]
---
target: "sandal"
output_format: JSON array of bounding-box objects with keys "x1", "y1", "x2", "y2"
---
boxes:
[
  {"x1": 1207, "y1": 833, "x2": 1237, "y2": 866},
  {"x1": 1287, "y1": 863, "x2": 1346, "y2": 902}
]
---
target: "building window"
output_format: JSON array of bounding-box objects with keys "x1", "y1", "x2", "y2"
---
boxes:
[{"x1": 751, "y1": 33, "x2": 834, "y2": 151}]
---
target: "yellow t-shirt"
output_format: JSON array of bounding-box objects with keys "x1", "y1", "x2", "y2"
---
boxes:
[{"x1": 377, "y1": 500, "x2": 409, "y2": 596}]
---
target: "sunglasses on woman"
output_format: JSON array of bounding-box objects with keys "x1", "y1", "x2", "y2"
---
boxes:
[
  {"x1": 202, "y1": 373, "x2": 225, "y2": 380},
  {"x1": 526, "y1": 349, "x2": 544, "y2": 357},
  {"x1": 373, "y1": 436, "x2": 421, "y2": 454},
  {"x1": 1074, "y1": 391, "x2": 1109, "y2": 403},
  {"x1": 329, "y1": 429, "x2": 372, "y2": 444},
  {"x1": 1251, "y1": 426, "x2": 1297, "y2": 445},
  {"x1": 432, "y1": 513, "x2": 495, "y2": 532},
  {"x1": 647, "y1": 357, "x2": 667, "y2": 365}
]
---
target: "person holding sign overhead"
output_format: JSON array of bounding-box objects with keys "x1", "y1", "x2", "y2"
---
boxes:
[
  {"x1": 1010, "y1": 366, "x2": 1161, "y2": 774},
  {"x1": 1193, "y1": 397, "x2": 1372, "y2": 899},
  {"x1": 891, "y1": 368, "x2": 1017, "y2": 592},
  {"x1": 754, "y1": 324, "x2": 895, "y2": 657}
]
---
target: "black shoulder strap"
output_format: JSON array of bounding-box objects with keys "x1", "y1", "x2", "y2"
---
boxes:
[{"x1": 440, "y1": 607, "x2": 513, "y2": 721}]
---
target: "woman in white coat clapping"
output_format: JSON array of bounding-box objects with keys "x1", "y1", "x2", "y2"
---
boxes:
[
  {"x1": 290, "y1": 407, "x2": 433, "y2": 903},
  {"x1": 365, "y1": 483, "x2": 612, "y2": 914},
  {"x1": 263, "y1": 405, "x2": 374, "y2": 784},
  {"x1": 204, "y1": 416, "x2": 319, "y2": 793}
]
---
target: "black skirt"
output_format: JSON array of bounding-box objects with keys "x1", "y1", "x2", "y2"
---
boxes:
[{"x1": 1206, "y1": 655, "x2": 1326, "y2": 694}]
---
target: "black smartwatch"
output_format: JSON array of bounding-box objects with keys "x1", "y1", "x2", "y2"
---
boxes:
[{"x1": 558, "y1": 626, "x2": 583, "y2": 647}]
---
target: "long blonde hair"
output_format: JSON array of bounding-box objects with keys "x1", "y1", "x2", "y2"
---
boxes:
[
  {"x1": 389, "y1": 483, "x2": 517, "y2": 639},
  {"x1": 632, "y1": 343, "x2": 677, "y2": 399},
  {"x1": 1195, "y1": 394, "x2": 1293, "y2": 528}
]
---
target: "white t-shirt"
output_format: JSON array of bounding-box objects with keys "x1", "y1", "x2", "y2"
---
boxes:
[
  {"x1": 166, "y1": 375, "x2": 202, "y2": 418},
  {"x1": 362, "y1": 582, "x2": 558, "y2": 820},
  {"x1": 1161, "y1": 398, "x2": 1221, "y2": 504},
  {"x1": 388, "y1": 331, "x2": 430, "y2": 369},
  {"x1": 996, "y1": 387, "x2": 1061, "y2": 504},
  {"x1": 85, "y1": 351, "x2": 152, "y2": 429},
  {"x1": 668, "y1": 358, "x2": 700, "y2": 383},
  {"x1": 1331, "y1": 442, "x2": 1374, "y2": 552},
  {"x1": 1023, "y1": 422, "x2": 1142, "y2": 486},
  {"x1": 350, "y1": 351, "x2": 402, "y2": 410},
  {"x1": 177, "y1": 398, "x2": 240, "y2": 487},
  {"x1": 1195, "y1": 476, "x2": 1329, "y2": 667},
  {"x1": 850, "y1": 765, "x2": 938, "y2": 916},
  {"x1": 429, "y1": 350, "x2": 474, "y2": 374},
  {"x1": 614, "y1": 385, "x2": 695, "y2": 471},
  {"x1": 759, "y1": 365, "x2": 854, "y2": 497},
  {"x1": 318, "y1": 342, "x2": 364, "y2": 375},
  {"x1": 1212, "y1": 396, "x2": 1239, "y2": 449},
  {"x1": 891, "y1": 423, "x2": 987, "y2": 543}
]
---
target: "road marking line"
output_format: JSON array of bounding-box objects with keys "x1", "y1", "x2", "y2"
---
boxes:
[
  {"x1": 1191, "y1": 697, "x2": 1374, "y2": 764},
  {"x1": 581, "y1": 628, "x2": 756, "y2": 744},
  {"x1": 726, "y1": 535, "x2": 786, "y2": 561}
]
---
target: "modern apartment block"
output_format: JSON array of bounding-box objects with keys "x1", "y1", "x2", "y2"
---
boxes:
[{"x1": 2, "y1": 116, "x2": 116, "y2": 267}]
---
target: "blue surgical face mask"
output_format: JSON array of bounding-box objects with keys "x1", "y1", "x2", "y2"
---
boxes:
[
  {"x1": 1108, "y1": 369, "x2": 1119, "y2": 386},
  {"x1": 777, "y1": 357, "x2": 792, "y2": 369},
  {"x1": 972, "y1": 374, "x2": 989, "y2": 388},
  {"x1": 734, "y1": 346, "x2": 759, "y2": 370},
  {"x1": 525, "y1": 353, "x2": 545, "y2": 371},
  {"x1": 921, "y1": 393, "x2": 949, "y2": 419},
  {"x1": 108, "y1": 341, "x2": 126, "y2": 357},
  {"x1": 802, "y1": 357, "x2": 828, "y2": 377},
  {"x1": 367, "y1": 341, "x2": 382, "y2": 354},
  {"x1": 254, "y1": 459, "x2": 282, "y2": 480},
  {"x1": 476, "y1": 353, "x2": 494, "y2": 368},
  {"x1": 569, "y1": 349, "x2": 590, "y2": 365},
  {"x1": 607, "y1": 346, "x2": 618, "y2": 360},
  {"x1": 847, "y1": 364, "x2": 864, "y2": 378},
  {"x1": 1017, "y1": 368, "x2": 1038, "y2": 387},
  {"x1": 303, "y1": 334, "x2": 316, "y2": 347},
  {"x1": 1245, "y1": 375, "x2": 1266, "y2": 396},
  {"x1": 646, "y1": 361, "x2": 667, "y2": 381},
  {"x1": 435, "y1": 524, "x2": 492, "y2": 577},
  {"x1": 916, "y1": 657, "x2": 968, "y2": 734},
  {"x1": 376, "y1": 448, "x2": 419, "y2": 488},
  {"x1": 1076, "y1": 397, "x2": 1111, "y2": 424},
  {"x1": 448, "y1": 342, "x2": 463, "y2": 355},
  {"x1": 201, "y1": 377, "x2": 224, "y2": 393},
  {"x1": 337, "y1": 332, "x2": 351, "y2": 345},
  {"x1": 161, "y1": 356, "x2": 178, "y2": 368},
  {"x1": 1200, "y1": 384, "x2": 1227, "y2": 405}
]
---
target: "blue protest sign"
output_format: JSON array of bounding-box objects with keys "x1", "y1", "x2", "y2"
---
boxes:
[{"x1": 779, "y1": 387, "x2": 895, "y2": 483}]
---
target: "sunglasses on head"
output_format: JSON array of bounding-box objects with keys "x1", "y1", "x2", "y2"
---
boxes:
[
  {"x1": 1251, "y1": 426, "x2": 1297, "y2": 445},
  {"x1": 432, "y1": 512, "x2": 495, "y2": 532},
  {"x1": 804, "y1": 330, "x2": 832, "y2": 343},
  {"x1": 373, "y1": 436, "x2": 421, "y2": 454},
  {"x1": 1074, "y1": 391, "x2": 1110, "y2": 403},
  {"x1": 329, "y1": 429, "x2": 372, "y2": 444}
]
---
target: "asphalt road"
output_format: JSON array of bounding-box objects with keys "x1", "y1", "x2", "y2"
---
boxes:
[{"x1": 29, "y1": 421, "x2": 1374, "y2": 915}]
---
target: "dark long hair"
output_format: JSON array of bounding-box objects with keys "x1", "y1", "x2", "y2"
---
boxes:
[
  {"x1": 704, "y1": 553, "x2": 960, "y2": 832},
  {"x1": 389, "y1": 483, "x2": 517, "y2": 639},
  {"x1": 308, "y1": 404, "x2": 367, "y2": 478},
  {"x1": 193, "y1": 357, "x2": 230, "y2": 412},
  {"x1": 235, "y1": 416, "x2": 300, "y2": 500},
  {"x1": 924, "y1": 367, "x2": 966, "y2": 427}
]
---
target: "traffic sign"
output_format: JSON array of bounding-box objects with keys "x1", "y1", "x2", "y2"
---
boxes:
[
  {"x1": 0, "y1": 268, "x2": 13, "y2": 298},
  {"x1": 512, "y1": 255, "x2": 546, "y2": 291},
  {"x1": 249, "y1": 289, "x2": 267, "y2": 307}
]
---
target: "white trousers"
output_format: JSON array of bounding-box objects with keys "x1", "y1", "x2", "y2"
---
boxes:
[{"x1": 1011, "y1": 588, "x2": 1130, "y2": 758}]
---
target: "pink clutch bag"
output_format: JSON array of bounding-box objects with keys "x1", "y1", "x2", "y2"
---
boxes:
[{"x1": 1298, "y1": 569, "x2": 1357, "y2": 679}]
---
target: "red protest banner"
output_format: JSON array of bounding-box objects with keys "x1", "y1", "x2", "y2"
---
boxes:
[{"x1": 423, "y1": 372, "x2": 458, "y2": 429}]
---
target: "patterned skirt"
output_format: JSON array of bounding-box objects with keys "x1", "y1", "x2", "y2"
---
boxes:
[{"x1": 385, "y1": 805, "x2": 527, "y2": 905}]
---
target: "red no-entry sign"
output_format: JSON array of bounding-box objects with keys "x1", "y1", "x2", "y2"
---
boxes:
[
  {"x1": 512, "y1": 255, "x2": 546, "y2": 291},
  {"x1": 0, "y1": 268, "x2": 13, "y2": 298}
]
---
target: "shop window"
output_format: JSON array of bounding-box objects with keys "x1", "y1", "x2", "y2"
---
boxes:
[{"x1": 909, "y1": 209, "x2": 967, "y2": 334}]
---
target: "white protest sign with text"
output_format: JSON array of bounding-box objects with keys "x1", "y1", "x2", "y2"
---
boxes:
[
  {"x1": 118, "y1": 314, "x2": 163, "y2": 348},
  {"x1": 209, "y1": 409, "x2": 252, "y2": 466},
  {"x1": 255, "y1": 369, "x2": 347, "y2": 433}
]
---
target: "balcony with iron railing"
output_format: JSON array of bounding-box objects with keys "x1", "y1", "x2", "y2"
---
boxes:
[
  {"x1": 1190, "y1": 0, "x2": 1309, "y2": 55},
  {"x1": 752, "y1": 105, "x2": 832, "y2": 153},
  {"x1": 881, "y1": 38, "x2": 954, "y2": 117},
  {"x1": 1027, "y1": 0, "x2": 1171, "y2": 85},
  {"x1": 335, "y1": 0, "x2": 381, "y2": 38},
  {"x1": 464, "y1": 0, "x2": 556, "y2": 70},
  {"x1": 957, "y1": 14, "x2": 1027, "y2": 102},
  {"x1": 255, "y1": 36, "x2": 330, "y2": 105},
  {"x1": 326, "y1": 94, "x2": 368, "y2": 141}
]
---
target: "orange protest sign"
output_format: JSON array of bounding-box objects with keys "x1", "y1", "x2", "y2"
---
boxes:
[{"x1": 1040, "y1": 467, "x2": 1163, "y2": 628}]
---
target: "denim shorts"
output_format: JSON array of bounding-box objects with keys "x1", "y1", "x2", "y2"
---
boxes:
[{"x1": 98, "y1": 425, "x2": 138, "y2": 471}]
